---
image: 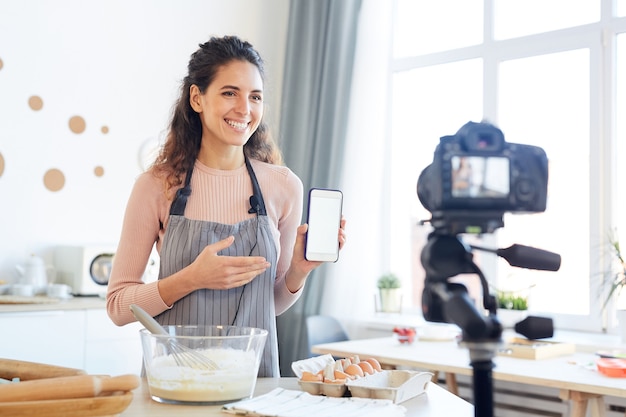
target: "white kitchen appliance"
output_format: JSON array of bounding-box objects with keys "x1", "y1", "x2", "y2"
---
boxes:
[{"x1": 54, "y1": 245, "x2": 160, "y2": 296}]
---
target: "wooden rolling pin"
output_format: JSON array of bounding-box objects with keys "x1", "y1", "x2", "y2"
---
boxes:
[
  {"x1": 0, "y1": 374, "x2": 141, "y2": 402},
  {"x1": 0, "y1": 358, "x2": 85, "y2": 381}
]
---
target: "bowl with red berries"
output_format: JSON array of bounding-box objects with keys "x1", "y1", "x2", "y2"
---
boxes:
[{"x1": 393, "y1": 327, "x2": 416, "y2": 345}]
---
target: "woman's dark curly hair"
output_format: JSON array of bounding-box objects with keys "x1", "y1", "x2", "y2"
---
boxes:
[{"x1": 152, "y1": 35, "x2": 283, "y2": 197}]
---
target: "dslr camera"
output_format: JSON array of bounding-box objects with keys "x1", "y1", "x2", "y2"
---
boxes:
[{"x1": 417, "y1": 121, "x2": 549, "y2": 235}]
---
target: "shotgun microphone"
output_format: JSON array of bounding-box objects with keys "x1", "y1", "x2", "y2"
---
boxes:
[
  {"x1": 471, "y1": 244, "x2": 561, "y2": 271},
  {"x1": 514, "y1": 315, "x2": 554, "y2": 340}
]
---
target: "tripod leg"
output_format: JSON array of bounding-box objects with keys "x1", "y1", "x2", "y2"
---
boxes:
[{"x1": 472, "y1": 359, "x2": 494, "y2": 417}]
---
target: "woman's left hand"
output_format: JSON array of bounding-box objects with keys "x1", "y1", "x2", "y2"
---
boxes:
[
  {"x1": 337, "y1": 216, "x2": 347, "y2": 250},
  {"x1": 286, "y1": 217, "x2": 346, "y2": 291}
]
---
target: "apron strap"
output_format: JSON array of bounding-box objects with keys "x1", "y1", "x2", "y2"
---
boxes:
[
  {"x1": 169, "y1": 157, "x2": 267, "y2": 217},
  {"x1": 245, "y1": 156, "x2": 267, "y2": 216},
  {"x1": 169, "y1": 166, "x2": 194, "y2": 216}
]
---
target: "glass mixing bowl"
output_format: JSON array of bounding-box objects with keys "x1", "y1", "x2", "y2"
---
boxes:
[{"x1": 140, "y1": 325, "x2": 268, "y2": 405}]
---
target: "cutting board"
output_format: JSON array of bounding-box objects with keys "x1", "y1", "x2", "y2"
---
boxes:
[
  {"x1": 498, "y1": 337, "x2": 575, "y2": 359},
  {"x1": 0, "y1": 295, "x2": 60, "y2": 304},
  {"x1": 0, "y1": 359, "x2": 137, "y2": 416},
  {"x1": 0, "y1": 391, "x2": 133, "y2": 417},
  {"x1": 0, "y1": 358, "x2": 85, "y2": 380}
]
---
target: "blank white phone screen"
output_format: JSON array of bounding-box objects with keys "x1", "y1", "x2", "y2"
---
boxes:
[{"x1": 307, "y1": 193, "x2": 342, "y2": 257}]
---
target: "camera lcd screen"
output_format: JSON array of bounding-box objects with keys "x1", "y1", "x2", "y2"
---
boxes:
[{"x1": 451, "y1": 156, "x2": 509, "y2": 198}]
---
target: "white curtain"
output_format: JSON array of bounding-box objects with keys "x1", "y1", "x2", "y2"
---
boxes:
[
  {"x1": 320, "y1": 1, "x2": 394, "y2": 328},
  {"x1": 277, "y1": 0, "x2": 363, "y2": 375}
]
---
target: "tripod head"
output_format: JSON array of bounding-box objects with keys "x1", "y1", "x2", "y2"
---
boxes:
[
  {"x1": 420, "y1": 228, "x2": 561, "y2": 342},
  {"x1": 421, "y1": 232, "x2": 502, "y2": 342}
]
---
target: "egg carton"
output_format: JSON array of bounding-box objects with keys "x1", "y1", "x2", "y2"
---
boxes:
[
  {"x1": 298, "y1": 379, "x2": 349, "y2": 397},
  {"x1": 292, "y1": 355, "x2": 431, "y2": 403},
  {"x1": 292, "y1": 354, "x2": 349, "y2": 397},
  {"x1": 346, "y1": 370, "x2": 432, "y2": 403}
]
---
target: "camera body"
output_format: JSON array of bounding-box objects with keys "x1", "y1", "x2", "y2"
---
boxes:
[{"x1": 417, "y1": 121, "x2": 549, "y2": 234}]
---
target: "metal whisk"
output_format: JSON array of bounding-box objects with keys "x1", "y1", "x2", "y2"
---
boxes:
[{"x1": 130, "y1": 304, "x2": 218, "y2": 370}]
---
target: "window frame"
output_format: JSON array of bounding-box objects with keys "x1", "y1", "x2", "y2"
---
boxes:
[{"x1": 386, "y1": 0, "x2": 626, "y2": 332}]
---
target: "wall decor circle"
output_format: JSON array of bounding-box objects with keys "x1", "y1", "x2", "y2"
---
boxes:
[
  {"x1": 28, "y1": 96, "x2": 43, "y2": 111},
  {"x1": 43, "y1": 168, "x2": 65, "y2": 192},
  {"x1": 69, "y1": 115, "x2": 86, "y2": 134}
]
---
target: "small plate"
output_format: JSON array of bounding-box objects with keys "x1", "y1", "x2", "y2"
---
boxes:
[{"x1": 596, "y1": 349, "x2": 626, "y2": 359}]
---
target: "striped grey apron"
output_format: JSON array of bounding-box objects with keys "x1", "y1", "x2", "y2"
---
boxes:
[{"x1": 155, "y1": 157, "x2": 279, "y2": 377}]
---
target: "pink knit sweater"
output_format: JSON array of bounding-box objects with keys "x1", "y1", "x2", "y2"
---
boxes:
[{"x1": 106, "y1": 158, "x2": 304, "y2": 326}]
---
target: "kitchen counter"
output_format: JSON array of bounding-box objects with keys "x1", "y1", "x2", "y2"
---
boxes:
[
  {"x1": 0, "y1": 297, "x2": 142, "y2": 375},
  {"x1": 121, "y1": 377, "x2": 473, "y2": 416},
  {"x1": 0, "y1": 296, "x2": 105, "y2": 313}
]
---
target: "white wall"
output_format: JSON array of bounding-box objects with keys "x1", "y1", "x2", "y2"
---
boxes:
[{"x1": 0, "y1": 0, "x2": 289, "y2": 282}]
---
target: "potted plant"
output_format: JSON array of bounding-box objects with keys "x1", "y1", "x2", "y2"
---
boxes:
[
  {"x1": 601, "y1": 230, "x2": 626, "y2": 310},
  {"x1": 496, "y1": 289, "x2": 529, "y2": 328},
  {"x1": 497, "y1": 291, "x2": 529, "y2": 311},
  {"x1": 600, "y1": 230, "x2": 626, "y2": 339},
  {"x1": 376, "y1": 273, "x2": 402, "y2": 313}
]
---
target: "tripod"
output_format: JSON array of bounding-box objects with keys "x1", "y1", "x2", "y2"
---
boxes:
[{"x1": 420, "y1": 226, "x2": 562, "y2": 417}]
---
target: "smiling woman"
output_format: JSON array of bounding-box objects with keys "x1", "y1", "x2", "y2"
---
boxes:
[
  {"x1": 107, "y1": 36, "x2": 297, "y2": 379},
  {"x1": 106, "y1": 35, "x2": 346, "y2": 379}
]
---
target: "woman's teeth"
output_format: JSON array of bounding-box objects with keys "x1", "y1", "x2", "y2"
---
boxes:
[{"x1": 226, "y1": 120, "x2": 248, "y2": 130}]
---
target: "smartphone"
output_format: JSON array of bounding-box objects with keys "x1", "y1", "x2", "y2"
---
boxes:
[{"x1": 305, "y1": 188, "x2": 343, "y2": 262}]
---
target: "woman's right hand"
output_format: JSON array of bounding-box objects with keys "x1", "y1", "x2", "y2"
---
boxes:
[
  {"x1": 157, "y1": 236, "x2": 270, "y2": 306},
  {"x1": 191, "y1": 236, "x2": 270, "y2": 289}
]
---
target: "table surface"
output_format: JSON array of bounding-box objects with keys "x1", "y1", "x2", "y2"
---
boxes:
[
  {"x1": 120, "y1": 377, "x2": 473, "y2": 416},
  {"x1": 312, "y1": 337, "x2": 626, "y2": 398}
]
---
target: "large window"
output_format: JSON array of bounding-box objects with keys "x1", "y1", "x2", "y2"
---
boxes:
[
  {"x1": 618, "y1": 32, "x2": 626, "y2": 279},
  {"x1": 388, "y1": 0, "x2": 626, "y2": 332}
]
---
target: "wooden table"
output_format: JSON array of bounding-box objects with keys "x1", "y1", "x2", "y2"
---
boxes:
[
  {"x1": 312, "y1": 337, "x2": 626, "y2": 417},
  {"x1": 121, "y1": 377, "x2": 473, "y2": 416}
]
